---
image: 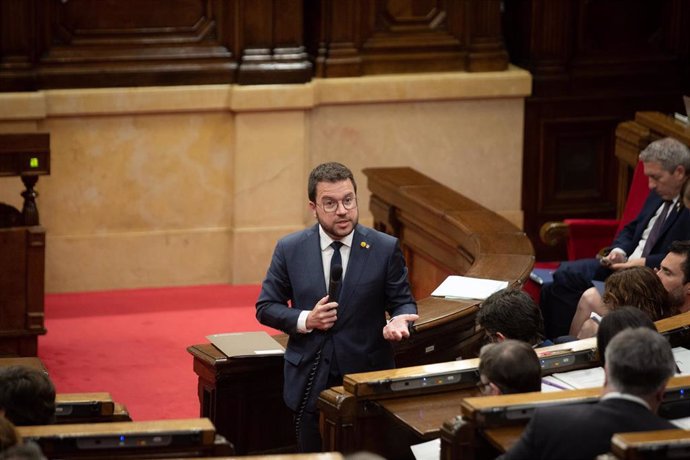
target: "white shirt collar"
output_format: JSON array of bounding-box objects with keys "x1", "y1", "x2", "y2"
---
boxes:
[{"x1": 318, "y1": 225, "x2": 354, "y2": 251}]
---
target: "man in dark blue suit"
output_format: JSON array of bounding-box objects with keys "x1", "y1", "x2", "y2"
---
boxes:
[
  {"x1": 541, "y1": 137, "x2": 690, "y2": 338},
  {"x1": 256, "y1": 162, "x2": 418, "y2": 452},
  {"x1": 499, "y1": 327, "x2": 677, "y2": 460}
]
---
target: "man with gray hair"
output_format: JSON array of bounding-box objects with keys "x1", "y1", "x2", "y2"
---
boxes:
[
  {"x1": 500, "y1": 328, "x2": 677, "y2": 460},
  {"x1": 541, "y1": 137, "x2": 690, "y2": 338}
]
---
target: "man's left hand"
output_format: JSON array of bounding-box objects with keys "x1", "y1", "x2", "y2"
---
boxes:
[{"x1": 383, "y1": 314, "x2": 419, "y2": 341}]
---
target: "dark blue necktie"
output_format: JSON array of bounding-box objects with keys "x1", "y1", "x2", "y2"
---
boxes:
[
  {"x1": 642, "y1": 201, "x2": 672, "y2": 257},
  {"x1": 330, "y1": 241, "x2": 343, "y2": 299}
]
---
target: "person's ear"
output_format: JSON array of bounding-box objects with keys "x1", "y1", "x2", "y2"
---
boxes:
[
  {"x1": 675, "y1": 165, "x2": 687, "y2": 180},
  {"x1": 309, "y1": 201, "x2": 317, "y2": 217},
  {"x1": 488, "y1": 382, "x2": 502, "y2": 396},
  {"x1": 495, "y1": 332, "x2": 507, "y2": 343},
  {"x1": 602, "y1": 364, "x2": 609, "y2": 388}
]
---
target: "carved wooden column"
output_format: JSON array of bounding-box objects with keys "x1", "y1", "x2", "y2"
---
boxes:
[
  {"x1": 235, "y1": 0, "x2": 312, "y2": 84},
  {"x1": 465, "y1": 0, "x2": 508, "y2": 71}
]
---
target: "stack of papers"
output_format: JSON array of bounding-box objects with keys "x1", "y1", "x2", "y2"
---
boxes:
[
  {"x1": 431, "y1": 275, "x2": 508, "y2": 300},
  {"x1": 541, "y1": 347, "x2": 690, "y2": 392}
]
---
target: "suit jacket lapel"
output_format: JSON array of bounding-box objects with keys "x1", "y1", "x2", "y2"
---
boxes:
[
  {"x1": 300, "y1": 224, "x2": 327, "y2": 296},
  {"x1": 338, "y1": 226, "x2": 371, "y2": 308},
  {"x1": 658, "y1": 200, "x2": 684, "y2": 240}
]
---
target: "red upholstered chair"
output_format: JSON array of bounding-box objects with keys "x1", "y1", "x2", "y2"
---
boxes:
[
  {"x1": 525, "y1": 161, "x2": 649, "y2": 303},
  {"x1": 556, "y1": 160, "x2": 650, "y2": 260}
]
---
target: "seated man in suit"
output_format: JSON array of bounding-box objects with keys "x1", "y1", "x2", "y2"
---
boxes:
[
  {"x1": 541, "y1": 137, "x2": 690, "y2": 338},
  {"x1": 571, "y1": 240, "x2": 690, "y2": 336},
  {"x1": 0, "y1": 366, "x2": 56, "y2": 426},
  {"x1": 500, "y1": 328, "x2": 676, "y2": 460},
  {"x1": 476, "y1": 289, "x2": 552, "y2": 348},
  {"x1": 477, "y1": 340, "x2": 542, "y2": 395}
]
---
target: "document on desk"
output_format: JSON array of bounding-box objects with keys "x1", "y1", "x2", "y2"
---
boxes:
[
  {"x1": 431, "y1": 275, "x2": 508, "y2": 300},
  {"x1": 411, "y1": 438, "x2": 440, "y2": 460},
  {"x1": 206, "y1": 331, "x2": 284, "y2": 358},
  {"x1": 548, "y1": 367, "x2": 605, "y2": 390},
  {"x1": 673, "y1": 347, "x2": 690, "y2": 374}
]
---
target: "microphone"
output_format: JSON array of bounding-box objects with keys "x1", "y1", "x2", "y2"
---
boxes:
[{"x1": 328, "y1": 264, "x2": 343, "y2": 301}]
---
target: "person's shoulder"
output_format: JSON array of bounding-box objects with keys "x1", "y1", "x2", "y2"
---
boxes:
[
  {"x1": 356, "y1": 225, "x2": 398, "y2": 246},
  {"x1": 278, "y1": 225, "x2": 318, "y2": 246},
  {"x1": 535, "y1": 401, "x2": 594, "y2": 421}
]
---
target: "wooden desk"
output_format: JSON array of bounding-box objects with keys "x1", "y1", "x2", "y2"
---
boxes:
[
  {"x1": 187, "y1": 340, "x2": 295, "y2": 456},
  {"x1": 56, "y1": 393, "x2": 132, "y2": 424},
  {"x1": 188, "y1": 167, "x2": 534, "y2": 454},
  {"x1": 17, "y1": 417, "x2": 233, "y2": 459},
  {"x1": 0, "y1": 356, "x2": 47, "y2": 371},
  {"x1": 318, "y1": 310, "x2": 690, "y2": 458},
  {"x1": 318, "y1": 337, "x2": 597, "y2": 458},
  {"x1": 611, "y1": 429, "x2": 690, "y2": 460},
  {"x1": 440, "y1": 375, "x2": 690, "y2": 460},
  {"x1": 0, "y1": 133, "x2": 50, "y2": 357}
]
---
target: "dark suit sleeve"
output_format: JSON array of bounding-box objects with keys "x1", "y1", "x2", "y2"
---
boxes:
[
  {"x1": 256, "y1": 239, "x2": 302, "y2": 335},
  {"x1": 498, "y1": 413, "x2": 540, "y2": 460},
  {"x1": 384, "y1": 241, "x2": 417, "y2": 318}
]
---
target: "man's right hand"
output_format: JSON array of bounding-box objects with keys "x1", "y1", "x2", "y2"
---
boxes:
[
  {"x1": 600, "y1": 250, "x2": 627, "y2": 267},
  {"x1": 305, "y1": 295, "x2": 338, "y2": 331}
]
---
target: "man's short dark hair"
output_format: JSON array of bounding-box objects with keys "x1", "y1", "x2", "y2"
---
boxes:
[
  {"x1": 605, "y1": 328, "x2": 675, "y2": 397},
  {"x1": 476, "y1": 289, "x2": 545, "y2": 345},
  {"x1": 0, "y1": 366, "x2": 56, "y2": 426},
  {"x1": 669, "y1": 240, "x2": 690, "y2": 284},
  {"x1": 596, "y1": 306, "x2": 658, "y2": 367},
  {"x1": 307, "y1": 162, "x2": 357, "y2": 202},
  {"x1": 478, "y1": 340, "x2": 541, "y2": 394}
]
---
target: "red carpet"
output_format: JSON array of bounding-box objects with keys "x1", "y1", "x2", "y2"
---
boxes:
[{"x1": 39, "y1": 284, "x2": 276, "y2": 421}]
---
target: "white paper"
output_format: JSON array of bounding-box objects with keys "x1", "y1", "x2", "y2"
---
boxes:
[
  {"x1": 672, "y1": 416, "x2": 690, "y2": 429},
  {"x1": 411, "y1": 438, "x2": 440, "y2": 460},
  {"x1": 673, "y1": 347, "x2": 690, "y2": 375},
  {"x1": 254, "y1": 349, "x2": 285, "y2": 355},
  {"x1": 430, "y1": 275, "x2": 509, "y2": 300},
  {"x1": 549, "y1": 367, "x2": 605, "y2": 389},
  {"x1": 541, "y1": 375, "x2": 576, "y2": 392}
]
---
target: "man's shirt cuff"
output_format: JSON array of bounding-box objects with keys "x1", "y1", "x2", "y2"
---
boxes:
[{"x1": 297, "y1": 310, "x2": 312, "y2": 333}]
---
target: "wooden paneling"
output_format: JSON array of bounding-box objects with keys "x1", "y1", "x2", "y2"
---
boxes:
[
  {"x1": 0, "y1": 0, "x2": 506, "y2": 89},
  {"x1": 308, "y1": 0, "x2": 507, "y2": 78},
  {"x1": 0, "y1": 0, "x2": 312, "y2": 89},
  {"x1": 504, "y1": 0, "x2": 690, "y2": 261}
]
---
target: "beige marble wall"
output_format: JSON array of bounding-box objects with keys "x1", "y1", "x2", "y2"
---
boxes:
[{"x1": 0, "y1": 68, "x2": 531, "y2": 292}]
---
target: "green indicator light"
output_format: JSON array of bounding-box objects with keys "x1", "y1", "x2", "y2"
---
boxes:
[{"x1": 30, "y1": 157, "x2": 39, "y2": 168}]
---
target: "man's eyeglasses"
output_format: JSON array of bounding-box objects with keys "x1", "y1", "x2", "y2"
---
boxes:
[
  {"x1": 476, "y1": 378, "x2": 492, "y2": 395},
  {"x1": 317, "y1": 196, "x2": 357, "y2": 213}
]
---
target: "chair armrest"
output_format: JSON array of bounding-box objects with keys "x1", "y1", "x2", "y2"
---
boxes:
[
  {"x1": 564, "y1": 219, "x2": 619, "y2": 261},
  {"x1": 539, "y1": 221, "x2": 569, "y2": 247}
]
